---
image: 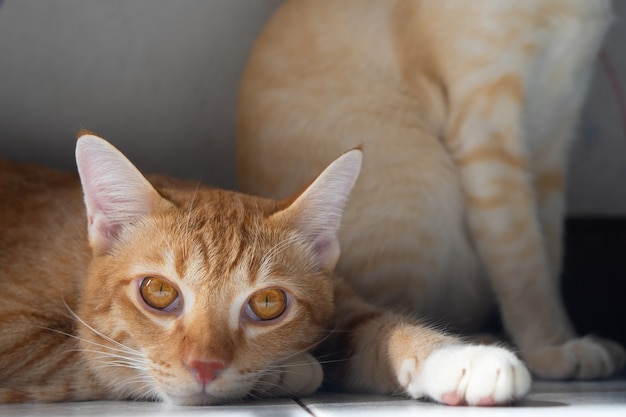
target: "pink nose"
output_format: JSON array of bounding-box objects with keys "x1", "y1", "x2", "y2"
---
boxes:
[{"x1": 186, "y1": 360, "x2": 225, "y2": 384}]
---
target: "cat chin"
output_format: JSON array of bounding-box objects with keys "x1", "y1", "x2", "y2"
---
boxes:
[
  {"x1": 162, "y1": 384, "x2": 251, "y2": 406},
  {"x1": 164, "y1": 392, "x2": 244, "y2": 407}
]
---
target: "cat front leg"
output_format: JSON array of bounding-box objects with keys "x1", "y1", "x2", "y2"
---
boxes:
[
  {"x1": 445, "y1": 73, "x2": 625, "y2": 379},
  {"x1": 323, "y1": 278, "x2": 531, "y2": 405},
  {"x1": 530, "y1": 132, "x2": 626, "y2": 378}
]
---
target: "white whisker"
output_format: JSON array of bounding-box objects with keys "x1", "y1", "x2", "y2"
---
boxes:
[{"x1": 59, "y1": 300, "x2": 143, "y2": 357}]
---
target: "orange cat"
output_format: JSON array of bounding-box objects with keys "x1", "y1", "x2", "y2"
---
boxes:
[
  {"x1": 237, "y1": 0, "x2": 625, "y2": 379},
  {"x1": 0, "y1": 134, "x2": 529, "y2": 405}
]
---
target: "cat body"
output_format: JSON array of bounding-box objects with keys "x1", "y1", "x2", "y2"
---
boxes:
[
  {"x1": 237, "y1": 0, "x2": 625, "y2": 379},
  {"x1": 0, "y1": 135, "x2": 530, "y2": 405}
]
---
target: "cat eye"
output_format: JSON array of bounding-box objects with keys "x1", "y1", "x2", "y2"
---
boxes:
[
  {"x1": 139, "y1": 276, "x2": 179, "y2": 311},
  {"x1": 247, "y1": 288, "x2": 288, "y2": 321}
]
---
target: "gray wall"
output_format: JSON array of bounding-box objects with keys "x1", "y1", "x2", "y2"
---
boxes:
[
  {"x1": 0, "y1": 0, "x2": 282, "y2": 190},
  {"x1": 0, "y1": 0, "x2": 625, "y2": 214}
]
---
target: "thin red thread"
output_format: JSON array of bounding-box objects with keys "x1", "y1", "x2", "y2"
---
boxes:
[{"x1": 599, "y1": 50, "x2": 626, "y2": 145}]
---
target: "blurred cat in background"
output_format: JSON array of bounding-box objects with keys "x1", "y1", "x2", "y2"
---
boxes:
[{"x1": 237, "y1": 0, "x2": 625, "y2": 379}]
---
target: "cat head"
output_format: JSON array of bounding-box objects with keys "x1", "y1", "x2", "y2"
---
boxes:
[{"x1": 74, "y1": 134, "x2": 361, "y2": 405}]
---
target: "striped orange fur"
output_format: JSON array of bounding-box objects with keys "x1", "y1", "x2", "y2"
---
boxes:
[
  {"x1": 1, "y1": 135, "x2": 530, "y2": 405},
  {"x1": 237, "y1": 0, "x2": 625, "y2": 379}
]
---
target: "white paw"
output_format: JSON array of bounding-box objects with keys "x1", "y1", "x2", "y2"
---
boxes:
[
  {"x1": 400, "y1": 345, "x2": 531, "y2": 406},
  {"x1": 254, "y1": 352, "x2": 323, "y2": 398}
]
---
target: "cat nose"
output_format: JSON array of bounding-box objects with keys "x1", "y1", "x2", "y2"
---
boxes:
[{"x1": 186, "y1": 360, "x2": 226, "y2": 384}]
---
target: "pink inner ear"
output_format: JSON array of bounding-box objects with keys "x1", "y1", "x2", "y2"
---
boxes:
[
  {"x1": 92, "y1": 215, "x2": 121, "y2": 241},
  {"x1": 314, "y1": 235, "x2": 334, "y2": 253},
  {"x1": 311, "y1": 234, "x2": 341, "y2": 272},
  {"x1": 76, "y1": 134, "x2": 160, "y2": 255},
  {"x1": 276, "y1": 149, "x2": 362, "y2": 272}
]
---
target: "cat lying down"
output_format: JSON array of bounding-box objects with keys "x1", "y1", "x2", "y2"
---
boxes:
[{"x1": 0, "y1": 134, "x2": 529, "y2": 406}]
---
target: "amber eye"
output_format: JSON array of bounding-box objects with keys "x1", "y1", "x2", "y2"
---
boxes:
[
  {"x1": 248, "y1": 289, "x2": 288, "y2": 321},
  {"x1": 139, "y1": 277, "x2": 179, "y2": 310}
]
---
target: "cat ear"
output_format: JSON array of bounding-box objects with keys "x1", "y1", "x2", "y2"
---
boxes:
[
  {"x1": 273, "y1": 149, "x2": 362, "y2": 272},
  {"x1": 75, "y1": 134, "x2": 165, "y2": 256}
]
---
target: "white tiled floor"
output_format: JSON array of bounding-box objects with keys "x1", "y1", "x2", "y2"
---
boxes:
[
  {"x1": 302, "y1": 379, "x2": 626, "y2": 417},
  {"x1": 1, "y1": 379, "x2": 625, "y2": 417}
]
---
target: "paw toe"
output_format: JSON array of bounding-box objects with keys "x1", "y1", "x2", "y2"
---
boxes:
[
  {"x1": 477, "y1": 396, "x2": 496, "y2": 407},
  {"x1": 441, "y1": 392, "x2": 465, "y2": 406},
  {"x1": 415, "y1": 345, "x2": 531, "y2": 406}
]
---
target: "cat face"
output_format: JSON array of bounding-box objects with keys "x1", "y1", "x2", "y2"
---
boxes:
[{"x1": 73, "y1": 135, "x2": 361, "y2": 405}]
